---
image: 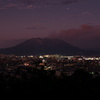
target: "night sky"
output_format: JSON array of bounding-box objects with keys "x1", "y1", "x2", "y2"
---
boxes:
[{"x1": 0, "y1": 0, "x2": 100, "y2": 49}]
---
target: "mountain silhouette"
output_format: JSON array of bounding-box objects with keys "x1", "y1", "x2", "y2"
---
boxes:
[{"x1": 0, "y1": 38, "x2": 99, "y2": 56}]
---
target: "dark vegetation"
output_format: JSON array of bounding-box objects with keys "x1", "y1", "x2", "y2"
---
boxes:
[{"x1": 0, "y1": 66, "x2": 100, "y2": 100}]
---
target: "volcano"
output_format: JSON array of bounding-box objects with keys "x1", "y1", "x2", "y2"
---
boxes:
[{"x1": 0, "y1": 38, "x2": 99, "y2": 56}]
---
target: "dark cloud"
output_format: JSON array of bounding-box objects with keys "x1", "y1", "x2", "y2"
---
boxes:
[
  {"x1": 45, "y1": 0, "x2": 80, "y2": 6},
  {"x1": 18, "y1": 0, "x2": 80, "y2": 5},
  {"x1": 80, "y1": 24, "x2": 94, "y2": 30},
  {"x1": 0, "y1": 0, "x2": 83, "y2": 9},
  {"x1": 25, "y1": 24, "x2": 47, "y2": 30},
  {"x1": 61, "y1": 0, "x2": 78, "y2": 5},
  {"x1": 5, "y1": 3, "x2": 16, "y2": 8},
  {"x1": 0, "y1": 0, "x2": 35, "y2": 9},
  {"x1": 19, "y1": 0, "x2": 35, "y2": 4},
  {"x1": 49, "y1": 24, "x2": 100, "y2": 49}
]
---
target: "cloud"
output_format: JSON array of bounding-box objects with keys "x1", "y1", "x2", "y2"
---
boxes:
[
  {"x1": 17, "y1": 0, "x2": 80, "y2": 6},
  {"x1": 0, "y1": 3, "x2": 17, "y2": 9},
  {"x1": 26, "y1": 26, "x2": 46, "y2": 29},
  {"x1": 81, "y1": 11, "x2": 92, "y2": 16},
  {"x1": 25, "y1": 24, "x2": 47, "y2": 30},
  {"x1": 49, "y1": 24, "x2": 100, "y2": 49},
  {"x1": 19, "y1": 0, "x2": 35, "y2": 5},
  {"x1": 0, "y1": 0, "x2": 83, "y2": 10},
  {"x1": 61, "y1": 0, "x2": 78, "y2": 5},
  {"x1": 18, "y1": 4, "x2": 34, "y2": 9},
  {"x1": 5, "y1": 3, "x2": 16, "y2": 8},
  {"x1": 45, "y1": 0, "x2": 80, "y2": 6},
  {"x1": 0, "y1": 0, "x2": 34, "y2": 9}
]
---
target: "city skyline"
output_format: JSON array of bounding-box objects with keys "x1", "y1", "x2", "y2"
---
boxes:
[{"x1": 0, "y1": 0, "x2": 100, "y2": 49}]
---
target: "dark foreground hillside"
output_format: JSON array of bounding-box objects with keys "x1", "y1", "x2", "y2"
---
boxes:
[{"x1": 0, "y1": 67, "x2": 100, "y2": 100}]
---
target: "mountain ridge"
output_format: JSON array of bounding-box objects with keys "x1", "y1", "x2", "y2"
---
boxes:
[{"x1": 0, "y1": 38, "x2": 99, "y2": 56}]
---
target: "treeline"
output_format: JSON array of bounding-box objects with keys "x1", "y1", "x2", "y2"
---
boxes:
[{"x1": 0, "y1": 67, "x2": 100, "y2": 99}]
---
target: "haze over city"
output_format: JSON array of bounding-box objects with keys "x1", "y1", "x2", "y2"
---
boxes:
[{"x1": 0, "y1": 0, "x2": 100, "y2": 50}]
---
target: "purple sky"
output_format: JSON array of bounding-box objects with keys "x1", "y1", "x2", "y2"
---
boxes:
[{"x1": 0, "y1": 0, "x2": 100, "y2": 49}]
